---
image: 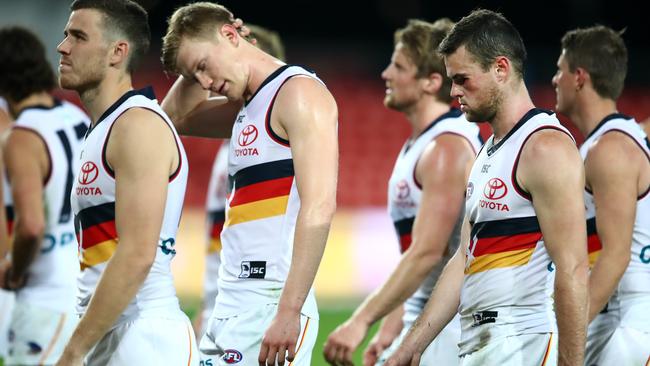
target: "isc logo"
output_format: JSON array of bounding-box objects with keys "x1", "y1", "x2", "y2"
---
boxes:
[
  {"x1": 238, "y1": 261, "x2": 266, "y2": 279},
  {"x1": 223, "y1": 349, "x2": 243, "y2": 364}
]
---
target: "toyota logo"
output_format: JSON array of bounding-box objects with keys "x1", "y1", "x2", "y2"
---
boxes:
[
  {"x1": 396, "y1": 180, "x2": 410, "y2": 200},
  {"x1": 483, "y1": 178, "x2": 507, "y2": 200},
  {"x1": 78, "y1": 161, "x2": 99, "y2": 185},
  {"x1": 238, "y1": 125, "x2": 258, "y2": 146}
]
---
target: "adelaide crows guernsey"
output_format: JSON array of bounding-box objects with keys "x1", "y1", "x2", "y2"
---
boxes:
[
  {"x1": 12, "y1": 100, "x2": 89, "y2": 312},
  {"x1": 461, "y1": 109, "x2": 573, "y2": 355},
  {"x1": 387, "y1": 109, "x2": 481, "y2": 321},
  {"x1": 214, "y1": 65, "x2": 325, "y2": 318},
  {"x1": 71, "y1": 87, "x2": 188, "y2": 323},
  {"x1": 580, "y1": 114, "x2": 650, "y2": 327}
]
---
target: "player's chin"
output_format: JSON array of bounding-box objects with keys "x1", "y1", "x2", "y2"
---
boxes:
[{"x1": 58, "y1": 75, "x2": 76, "y2": 90}]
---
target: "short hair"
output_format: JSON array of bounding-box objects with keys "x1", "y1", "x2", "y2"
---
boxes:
[
  {"x1": 0, "y1": 26, "x2": 55, "y2": 102},
  {"x1": 439, "y1": 9, "x2": 527, "y2": 79},
  {"x1": 395, "y1": 18, "x2": 454, "y2": 103},
  {"x1": 162, "y1": 2, "x2": 235, "y2": 74},
  {"x1": 248, "y1": 24, "x2": 286, "y2": 61},
  {"x1": 561, "y1": 25, "x2": 627, "y2": 100},
  {"x1": 71, "y1": 0, "x2": 150, "y2": 73}
]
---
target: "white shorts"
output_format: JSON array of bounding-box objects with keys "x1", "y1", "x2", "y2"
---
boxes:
[
  {"x1": 199, "y1": 304, "x2": 317, "y2": 366},
  {"x1": 0, "y1": 290, "x2": 15, "y2": 361},
  {"x1": 586, "y1": 326, "x2": 650, "y2": 366},
  {"x1": 85, "y1": 310, "x2": 199, "y2": 366},
  {"x1": 377, "y1": 314, "x2": 461, "y2": 366},
  {"x1": 7, "y1": 300, "x2": 77, "y2": 365},
  {"x1": 459, "y1": 333, "x2": 556, "y2": 366},
  {"x1": 585, "y1": 310, "x2": 618, "y2": 366}
]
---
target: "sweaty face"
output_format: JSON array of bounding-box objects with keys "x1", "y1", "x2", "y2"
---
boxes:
[
  {"x1": 176, "y1": 34, "x2": 245, "y2": 102},
  {"x1": 552, "y1": 51, "x2": 577, "y2": 115},
  {"x1": 445, "y1": 46, "x2": 502, "y2": 123},
  {"x1": 57, "y1": 9, "x2": 109, "y2": 92},
  {"x1": 381, "y1": 43, "x2": 423, "y2": 112}
]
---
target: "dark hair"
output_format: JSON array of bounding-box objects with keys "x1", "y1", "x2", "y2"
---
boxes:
[
  {"x1": 0, "y1": 26, "x2": 55, "y2": 102},
  {"x1": 395, "y1": 18, "x2": 454, "y2": 103},
  {"x1": 71, "y1": 0, "x2": 150, "y2": 73},
  {"x1": 561, "y1": 25, "x2": 627, "y2": 100},
  {"x1": 439, "y1": 9, "x2": 527, "y2": 79}
]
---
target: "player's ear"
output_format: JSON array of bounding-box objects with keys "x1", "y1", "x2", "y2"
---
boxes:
[
  {"x1": 109, "y1": 39, "x2": 129, "y2": 69},
  {"x1": 220, "y1": 23, "x2": 240, "y2": 46},
  {"x1": 493, "y1": 56, "x2": 510, "y2": 83},
  {"x1": 422, "y1": 72, "x2": 443, "y2": 94}
]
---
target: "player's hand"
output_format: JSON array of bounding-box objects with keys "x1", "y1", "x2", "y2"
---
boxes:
[
  {"x1": 54, "y1": 349, "x2": 84, "y2": 366},
  {"x1": 362, "y1": 330, "x2": 396, "y2": 366},
  {"x1": 323, "y1": 317, "x2": 369, "y2": 365},
  {"x1": 383, "y1": 344, "x2": 421, "y2": 366},
  {"x1": 233, "y1": 18, "x2": 256, "y2": 45},
  {"x1": 258, "y1": 307, "x2": 300, "y2": 366}
]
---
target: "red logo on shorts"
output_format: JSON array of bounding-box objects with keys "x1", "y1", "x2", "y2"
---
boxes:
[
  {"x1": 78, "y1": 161, "x2": 99, "y2": 185},
  {"x1": 483, "y1": 178, "x2": 507, "y2": 200},
  {"x1": 238, "y1": 125, "x2": 258, "y2": 146},
  {"x1": 222, "y1": 349, "x2": 243, "y2": 364}
]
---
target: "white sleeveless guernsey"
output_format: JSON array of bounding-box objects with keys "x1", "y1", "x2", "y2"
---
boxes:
[
  {"x1": 10, "y1": 100, "x2": 89, "y2": 312},
  {"x1": 461, "y1": 109, "x2": 573, "y2": 355},
  {"x1": 203, "y1": 141, "x2": 229, "y2": 314},
  {"x1": 387, "y1": 109, "x2": 482, "y2": 321},
  {"x1": 580, "y1": 113, "x2": 650, "y2": 327},
  {"x1": 215, "y1": 65, "x2": 325, "y2": 318},
  {"x1": 70, "y1": 87, "x2": 188, "y2": 324}
]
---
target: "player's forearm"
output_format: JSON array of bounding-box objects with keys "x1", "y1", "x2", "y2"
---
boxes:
[
  {"x1": 161, "y1": 75, "x2": 209, "y2": 127},
  {"x1": 554, "y1": 264, "x2": 588, "y2": 366},
  {"x1": 402, "y1": 253, "x2": 463, "y2": 354},
  {"x1": 63, "y1": 242, "x2": 154, "y2": 356},
  {"x1": 9, "y1": 230, "x2": 42, "y2": 282},
  {"x1": 587, "y1": 249, "x2": 628, "y2": 322},
  {"x1": 278, "y1": 206, "x2": 334, "y2": 313},
  {"x1": 376, "y1": 305, "x2": 404, "y2": 340},
  {"x1": 354, "y1": 248, "x2": 443, "y2": 326}
]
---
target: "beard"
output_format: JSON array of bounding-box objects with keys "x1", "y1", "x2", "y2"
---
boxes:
[
  {"x1": 58, "y1": 57, "x2": 105, "y2": 94},
  {"x1": 383, "y1": 93, "x2": 415, "y2": 112},
  {"x1": 463, "y1": 84, "x2": 502, "y2": 123}
]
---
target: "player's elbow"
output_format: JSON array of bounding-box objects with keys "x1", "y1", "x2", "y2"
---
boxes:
[{"x1": 15, "y1": 218, "x2": 45, "y2": 243}]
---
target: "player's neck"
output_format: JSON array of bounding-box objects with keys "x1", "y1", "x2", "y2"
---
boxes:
[
  {"x1": 571, "y1": 91, "x2": 618, "y2": 138},
  {"x1": 10, "y1": 92, "x2": 54, "y2": 118},
  {"x1": 490, "y1": 81, "x2": 535, "y2": 141},
  {"x1": 81, "y1": 73, "x2": 133, "y2": 125},
  {"x1": 406, "y1": 98, "x2": 451, "y2": 138},
  {"x1": 243, "y1": 47, "x2": 286, "y2": 102}
]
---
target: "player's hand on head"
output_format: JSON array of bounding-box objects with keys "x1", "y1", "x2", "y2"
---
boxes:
[
  {"x1": 323, "y1": 319, "x2": 369, "y2": 365},
  {"x1": 233, "y1": 18, "x2": 257, "y2": 45},
  {"x1": 258, "y1": 309, "x2": 300, "y2": 366}
]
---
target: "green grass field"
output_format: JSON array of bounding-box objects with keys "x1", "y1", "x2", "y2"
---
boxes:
[{"x1": 180, "y1": 297, "x2": 381, "y2": 366}]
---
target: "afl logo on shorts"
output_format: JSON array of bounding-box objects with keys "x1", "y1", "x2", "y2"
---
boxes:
[
  {"x1": 222, "y1": 349, "x2": 243, "y2": 364},
  {"x1": 78, "y1": 161, "x2": 99, "y2": 185},
  {"x1": 483, "y1": 178, "x2": 507, "y2": 200},
  {"x1": 238, "y1": 125, "x2": 258, "y2": 146}
]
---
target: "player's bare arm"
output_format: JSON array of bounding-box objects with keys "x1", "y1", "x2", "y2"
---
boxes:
[
  {"x1": 0, "y1": 129, "x2": 49, "y2": 289},
  {"x1": 56, "y1": 108, "x2": 178, "y2": 364},
  {"x1": 258, "y1": 76, "x2": 338, "y2": 366},
  {"x1": 384, "y1": 232, "x2": 468, "y2": 366},
  {"x1": 585, "y1": 132, "x2": 645, "y2": 321},
  {"x1": 161, "y1": 75, "x2": 241, "y2": 138},
  {"x1": 516, "y1": 129, "x2": 589, "y2": 366},
  {"x1": 324, "y1": 134, "x2": 473, "y2": 365}
]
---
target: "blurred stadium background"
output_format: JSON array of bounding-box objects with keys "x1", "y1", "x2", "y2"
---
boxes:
[{"x1": 2, "y1": 1, "x2": 649, "y2": 364}]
